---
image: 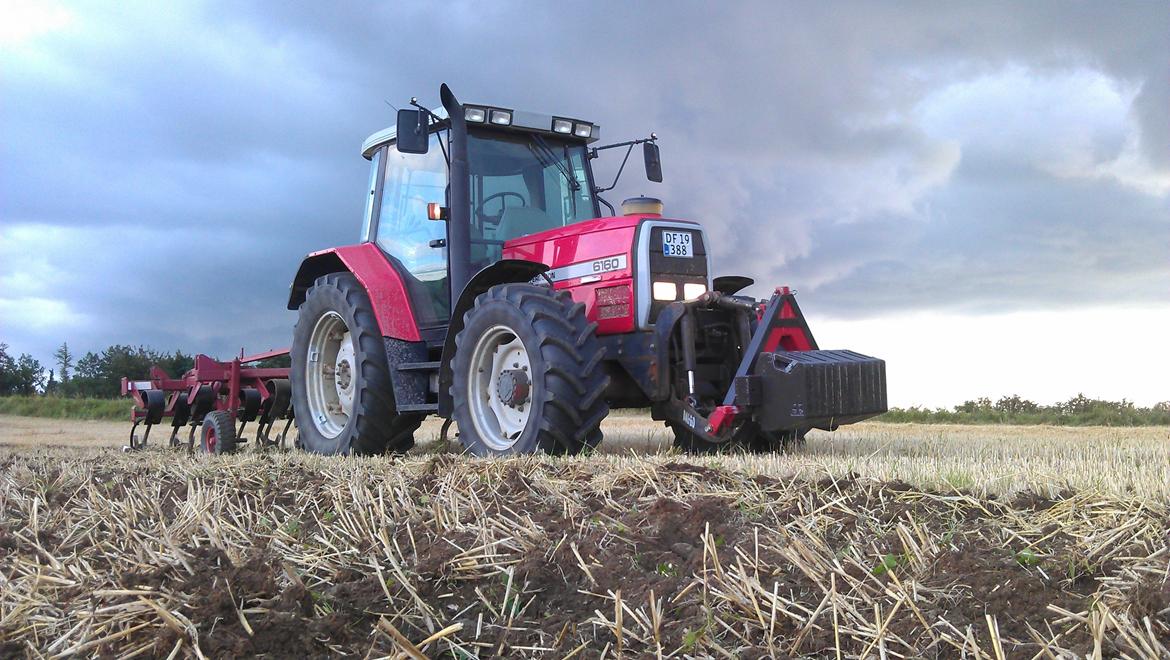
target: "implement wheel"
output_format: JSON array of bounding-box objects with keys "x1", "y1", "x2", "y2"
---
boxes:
[
  {"x1": 200, "y1": 411, "x2": 237, "y2": 455},
  {"x1": 452, "y1": 283, "x2": 609, "y2": 456},
  {"x1": 291, "y1": 272, "x2": 422, "y2": 455}
]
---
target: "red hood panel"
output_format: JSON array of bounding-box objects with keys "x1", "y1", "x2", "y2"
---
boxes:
[{"x1": 503, "y1": 214, "x2": 697, "y2": 249}]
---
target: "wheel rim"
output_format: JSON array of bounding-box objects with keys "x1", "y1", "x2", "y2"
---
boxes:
[
  {"x1": 305, "y1": 311, "x2": 356, "y2": 439},
  {"x1": 206, "y1": 425, "x2": 217, "y2": 453},
  {"x1": 468, "y1": 325, "x2": 533, "y2": 451}
]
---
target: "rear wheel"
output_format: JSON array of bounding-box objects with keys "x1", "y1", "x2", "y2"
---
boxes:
[
  {"x1": 452, "y1": 284, "x2": 609, "y2": 456},
  {"x1": 200, "y1": 411, "x2": 237, "y2": 455},
  {"x1": 292, "y1": 272, "x2": 422, "y2": 455}
]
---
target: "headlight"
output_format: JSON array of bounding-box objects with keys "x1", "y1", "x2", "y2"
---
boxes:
[
  {"x1": 465, "y1": 107, "x2": 486, "y2": 123},
  {"x1": 573, "y1": 123, "x2": 592, "y2": 138},
  {"x1": 552, "y1": 118, "x2": 573, "y2": 134},
  {"x1": 489, "y1": 109, "x2": 512, "y2": 125},
  {"x1": 652, "y1": 281, "x2": 677, "y2": 301},
  {"x1": 682, "y1": 283, "x2": 707, "y2": 300}
]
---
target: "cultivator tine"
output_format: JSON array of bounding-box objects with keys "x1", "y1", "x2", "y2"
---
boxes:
[
  {"x1": 256, "y1": 378, "x2": 294, "y2": 450},
  {"x1": 169, "y1": 392, "x2": 191, "y2": 448},
  {"x1": 124, "y1": 418, "x2": 148, "y2": 452},
  {"x1": 123, "y1": 389, "x2": 165, "y2": 452},
  {"x1": 186, "y1": 424, "x2": 199, "y2": 455},
  {"x1": 277, "y1": 416, "x2": 297, "y2": 449}
]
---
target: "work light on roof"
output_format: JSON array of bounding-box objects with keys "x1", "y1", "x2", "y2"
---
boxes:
[
  {"x1": 573, "y1": 123, "x2": 592, "y2": 138},
  {"x1": 552, "y1": 118, "x2": 573, "y2": 134},
  {"x1": 465, "y1": 107, "x2": 486, "y2": 123},
  {"x1": 489, "y1": 109, "x2": 512, "y2": 125}
]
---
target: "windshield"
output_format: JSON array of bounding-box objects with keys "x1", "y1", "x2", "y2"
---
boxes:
[{"x1": 468, "y1": 130, "x2": 597, "y2": 262}]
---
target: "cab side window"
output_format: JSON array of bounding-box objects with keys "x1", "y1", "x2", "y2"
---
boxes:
[
  {"x1": 377, "y1": 133, "x2": 448, "y2": 278},
  {"x1": 376, "y1": 132, "x2": 449, "y2": 325}
]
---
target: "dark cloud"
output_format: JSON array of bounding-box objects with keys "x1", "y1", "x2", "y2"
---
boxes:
[{"x1": 1, "y1": 0, "x2": 1167, "y2": 365}]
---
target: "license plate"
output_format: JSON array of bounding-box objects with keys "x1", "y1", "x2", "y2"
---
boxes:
[{"x1": 661, "y1": 230, "x2": 693, "y2": 258}]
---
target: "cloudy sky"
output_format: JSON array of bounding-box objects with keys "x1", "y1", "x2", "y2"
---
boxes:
[{"x1": 2, "y1": 1, "x2": 1167, "y2": 407}]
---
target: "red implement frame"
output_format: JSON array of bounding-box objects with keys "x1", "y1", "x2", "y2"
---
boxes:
[{"x1": 120, "y1": 349, "x2": 295, "y2": 452}]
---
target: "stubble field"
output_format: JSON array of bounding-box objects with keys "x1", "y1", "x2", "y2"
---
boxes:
[{"x1": 1, "y1": 413, "x2": 1167, "y2": 657}]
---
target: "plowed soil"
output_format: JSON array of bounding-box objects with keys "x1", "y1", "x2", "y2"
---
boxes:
[{"x1": 1, "y1": 442, "x2": 1167, "y2": 658}]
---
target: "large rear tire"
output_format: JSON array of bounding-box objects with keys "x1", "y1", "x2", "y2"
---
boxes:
[
  {"x1": 452, "y1": 284, "x2": 609, "y2": 456},
  {"x1": 291, "y1": 272, "x2": 422, "y2": 455}
]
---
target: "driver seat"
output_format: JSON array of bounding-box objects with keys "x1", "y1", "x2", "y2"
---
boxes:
[{"x1": 496, "y1": 207, "x2": 552, "y2": 240}]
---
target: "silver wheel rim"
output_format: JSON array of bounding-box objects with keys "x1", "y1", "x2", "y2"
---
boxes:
[
  {"x1": 468, "y1": 325, "x2": 533, "y2": 451},
  {"x1": 305, "y1": 311, "x2": 355, "y2": 439}
]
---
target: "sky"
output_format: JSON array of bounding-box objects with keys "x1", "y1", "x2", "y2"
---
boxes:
[{"x1": 1, "y1": 1, "x2": 1167, "y2": 407}]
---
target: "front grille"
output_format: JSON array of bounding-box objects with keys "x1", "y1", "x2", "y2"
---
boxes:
[{"x1": 646, "y1": 226, "x2": 709, "y2": 323}]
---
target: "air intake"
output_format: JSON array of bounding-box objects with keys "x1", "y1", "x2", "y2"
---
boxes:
[{"x1": 621, "y1": 196, "x2": 664, "y2": 216}]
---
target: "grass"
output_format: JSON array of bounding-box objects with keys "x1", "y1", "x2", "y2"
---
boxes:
[
  {"x1": 0, "y1": 396, "x2": 129, "y2": 421},
  {"x1": 0, "y1": 445, "x2": 1166, "y2": 657}
]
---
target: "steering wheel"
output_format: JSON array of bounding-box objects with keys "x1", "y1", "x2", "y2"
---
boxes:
[{"x1": 477, "y1": 191, "x2": 527, "y2": 226}]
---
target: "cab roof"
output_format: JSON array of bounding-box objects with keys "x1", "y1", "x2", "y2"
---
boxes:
[{"x1": 361, "y1": 104, "x2": 600, "y2": 159}]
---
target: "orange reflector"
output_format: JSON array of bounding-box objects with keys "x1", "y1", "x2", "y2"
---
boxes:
[{"x1": 427, "y1": 203, "x2": 445, "y2": 220}]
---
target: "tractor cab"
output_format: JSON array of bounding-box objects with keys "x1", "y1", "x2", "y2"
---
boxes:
[{"x1": 358, "y1": 102, "x2": 622, "y2": 328}]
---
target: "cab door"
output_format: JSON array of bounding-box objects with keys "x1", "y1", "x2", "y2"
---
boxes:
[{"x1": 373, "y1": 132, "x2": 450, "y2": 327}]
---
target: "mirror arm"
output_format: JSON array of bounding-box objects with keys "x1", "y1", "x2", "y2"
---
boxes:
[
  {"x1": 597, "y1": 195, "x2": 616, "y2": 216},
  {"x1": 406, "y1": 97, "x2": 451, "y2": 166},
  {"x1": 590, "y1": 132, "x2": 658, "y2": 194},
  {"x1": 589, "y1": 133, "x2": 657, "y2": 156},
  {"x1": 594, "y1": 143, "x2": 635, "y2": 194}
]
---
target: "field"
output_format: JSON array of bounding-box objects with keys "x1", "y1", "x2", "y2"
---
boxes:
[{"x1": 1, "y1": 414, "x2": 1167, "y2": 657}]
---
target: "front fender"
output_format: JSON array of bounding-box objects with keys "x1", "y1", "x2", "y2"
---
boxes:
[{"x1": 287, "y1": 243, "x2": 421, "y2": 342}]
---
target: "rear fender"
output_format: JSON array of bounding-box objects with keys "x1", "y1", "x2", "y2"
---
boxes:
[
  {"x1": 287, "y1": 244, "x2": 421, "y2": 342},
  {"x1": 437, "y1": 259, "x2": 550, "y2": 416}
]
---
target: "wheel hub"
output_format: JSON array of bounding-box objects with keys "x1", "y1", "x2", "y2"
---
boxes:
[
  {"x1": 496, "y1": 369, "x2": 531, "y2": 408},
  {"x1": 305, "y1": 311, "x2": 356, "y2": 439},
  {"x1": 467, "y1": 325, "x2": 533, "y2": 451}
]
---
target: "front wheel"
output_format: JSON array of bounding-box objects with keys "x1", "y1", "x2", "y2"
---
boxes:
[{"x1": 452, "y1": 284, "x2": 609, "y2": 456}]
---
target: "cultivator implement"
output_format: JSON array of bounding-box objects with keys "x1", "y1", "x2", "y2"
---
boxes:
[{"x1": 120, "y1": 350, "x2": 296, "y2": 453}]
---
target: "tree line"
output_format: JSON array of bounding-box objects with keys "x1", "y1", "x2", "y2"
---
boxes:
[
  {"x1": 885, "y1": 394, "x2": 1170, "y2": 426},
  {"x1": 1, "y1": 340, "x2": 290, "y2": 398},
  {"x1": 0, "y1": 342, "x2": 195, "y2": 398}
]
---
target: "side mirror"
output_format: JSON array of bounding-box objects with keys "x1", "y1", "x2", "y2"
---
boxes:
[
  {"x1": 643, "y1": 141, "x2": 662, "y2": 183},
  {"x1": 396, "y1": 109, "x2": 429, "y2": 154}
]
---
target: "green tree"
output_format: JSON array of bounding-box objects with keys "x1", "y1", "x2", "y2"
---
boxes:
[
  {"x1": 994, "y1": 395, "x2": 1039, "y2": 414},
  {"x1": 0, "y1": 343, "x2": 16, "y2": 394},
  {"x1": 10, "y1": 353, "x2": 47, "y2": 395},
  {"x1": 67, "y1": 351, "x2": 105, "y2": 397},
  {"x1": 54, "y1": 342, "x2": 74, "y2": 382}
]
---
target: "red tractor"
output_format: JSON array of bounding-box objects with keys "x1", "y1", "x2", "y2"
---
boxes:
[{"x1": 124, "y1": 84, "x2": 886, "y2": 455}]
